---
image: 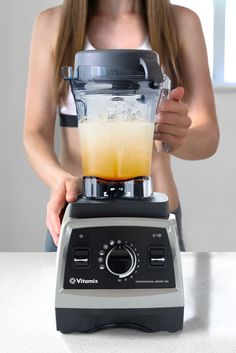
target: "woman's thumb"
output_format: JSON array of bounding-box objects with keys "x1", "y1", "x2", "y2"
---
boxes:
[
  {"x1": 169, "y1": 87, "x2": 185, "y2": 102},
  {"x1": 65, "y1": 178, "x2": 80, "y2": 202}
]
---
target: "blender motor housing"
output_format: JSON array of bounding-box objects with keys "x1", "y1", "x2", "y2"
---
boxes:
[{"x1": 55, "y1": 192, "x2": 184, "y2": 333}]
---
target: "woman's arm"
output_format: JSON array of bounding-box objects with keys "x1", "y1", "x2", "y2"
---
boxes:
[
  {"x1": 24, "y1": 8, "x2": 69, "y2": 189},
  {"x1": 23, "y1": 8, "x2": 80, "y2": 244},
  {"x1": 156, "y1": 6, "x2": 219, "y2": 160}
]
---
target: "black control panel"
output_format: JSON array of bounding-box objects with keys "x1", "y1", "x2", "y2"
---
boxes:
[{"x1": 63, "y1": 226, "x2": 175, "y2": 289}]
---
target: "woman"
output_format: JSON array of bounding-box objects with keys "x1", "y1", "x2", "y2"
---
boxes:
[{"x1": 24, "y1": 0, "x2": 219, "y2": 252}]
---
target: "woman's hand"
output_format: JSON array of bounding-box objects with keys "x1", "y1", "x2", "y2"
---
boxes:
[
  {"x1": 154, "y1": 87, "x2": 192, "y2": 153},
  {"x1": 46, "y1": 175, "x2": 81, "y2": 246}
]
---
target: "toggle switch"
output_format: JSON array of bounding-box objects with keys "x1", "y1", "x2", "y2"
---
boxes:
[
  {"x1": 73, "y1": 248, "x2": 90, "y2": 268},
  {"x1": 149, "y1": 248, "x2": 166, "y2": 266}
]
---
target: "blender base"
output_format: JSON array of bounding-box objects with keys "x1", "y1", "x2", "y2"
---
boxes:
[
  {"x1": 56, "y1": 307, "x2": 184, "y2": 333},
  {"x1": 55, "y1": 195, "x2": 184, "y2": 334}
]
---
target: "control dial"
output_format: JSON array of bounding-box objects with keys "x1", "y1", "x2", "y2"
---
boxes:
[{"x1": 105, "y1": 245, "x2": 137, "y2": 278}]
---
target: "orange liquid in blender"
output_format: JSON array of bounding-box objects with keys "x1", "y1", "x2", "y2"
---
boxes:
[{"x1": 79, "y1": 120, "x2": 154, "y2": 180}]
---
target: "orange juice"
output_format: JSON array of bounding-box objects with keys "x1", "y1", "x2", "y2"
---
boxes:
[{"x1": 79, "y1": 119, "x2": 154, "y2": 180}]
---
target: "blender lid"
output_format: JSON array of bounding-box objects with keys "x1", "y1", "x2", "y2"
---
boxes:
[{"x1": 62, "y1": 49, "x2": 164, "y2": 84}]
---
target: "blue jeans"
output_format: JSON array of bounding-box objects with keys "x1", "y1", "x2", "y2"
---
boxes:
[
  {"x1": 45, "y1": 205, "x2": 185, "y2": 252},
  {"x1": 45, "y1": 229, "x2": 58, "y2": 252}
]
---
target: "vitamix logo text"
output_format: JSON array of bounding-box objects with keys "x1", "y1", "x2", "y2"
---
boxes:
[{"x1": 69, "y1": 277, "x2": 99, "y2": 285}]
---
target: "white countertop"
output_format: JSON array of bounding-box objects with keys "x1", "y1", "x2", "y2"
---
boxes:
[{"x1": 0, "y1": 252, "x2": 236, "y2": 353}]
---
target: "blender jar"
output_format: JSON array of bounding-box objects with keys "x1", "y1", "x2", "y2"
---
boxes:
[{"x1": 62, "y1": 50, "x2": 169, "y2": 181}]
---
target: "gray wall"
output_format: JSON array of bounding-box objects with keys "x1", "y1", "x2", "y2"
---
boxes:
[
  {"x1": 0, "y1": 0, "x2": 235, "y2": 251},
  {"x1": 0, "y1": 0, "x2": 60, "y2": 251}
]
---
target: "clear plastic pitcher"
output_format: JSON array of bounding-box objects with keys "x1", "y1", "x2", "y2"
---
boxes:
[{"x1": 62, "y1": 50, "x2": 170, "y2": 181}]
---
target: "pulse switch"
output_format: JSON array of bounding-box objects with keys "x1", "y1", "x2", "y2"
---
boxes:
[{"x1": 149, "y1": 248, "x2": 166, "y2": 267}]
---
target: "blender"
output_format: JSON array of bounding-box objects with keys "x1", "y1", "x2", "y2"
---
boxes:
[{"x1": 55, "y1": 50, "x2": 184, "y2": 333}]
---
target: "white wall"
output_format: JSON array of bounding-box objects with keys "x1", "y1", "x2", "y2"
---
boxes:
[
  {"x1": 172, "y1": 90, "x2": 236, "y2": 251},
  {"x1": 0, "y1": 0, "x2": 235, "y2": 251}
]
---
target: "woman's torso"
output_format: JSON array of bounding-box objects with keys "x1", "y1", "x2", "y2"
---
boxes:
[{"x1": 56, "y1": 7, "x2": 179, "y2": 210}]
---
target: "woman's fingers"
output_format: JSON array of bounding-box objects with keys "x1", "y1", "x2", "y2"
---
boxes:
[
  {"x1": 155, "y1": 123, "x2": 189, "y2": 138},
  {"x1": 46, "y1": 215, "x2": 59, "y2": 246},
  {"x1": 46, "y1": 182, "x2": 66, "y2": 243},
  {"x1": 46, "y1": 176, "x2": 82, "y2": 246},
  {"x1": 154, "y1": 132, "x2": 186, "y2": 152},
  {"x1": 157, "y1": 111, "x2": 192, "y2": 128}
]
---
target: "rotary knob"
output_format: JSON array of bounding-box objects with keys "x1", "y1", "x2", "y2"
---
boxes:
[{"x1": 105, "y1": 245, "x2": 137, "y2": 278}]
